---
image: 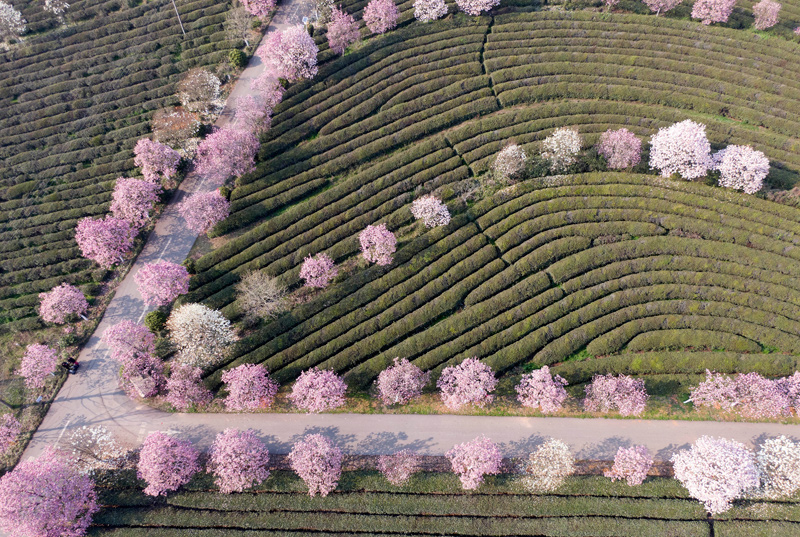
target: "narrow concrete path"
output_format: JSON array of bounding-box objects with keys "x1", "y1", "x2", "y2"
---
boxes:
[{"x1": 22, "y1": 2, "x2": 800, "y2": 463}]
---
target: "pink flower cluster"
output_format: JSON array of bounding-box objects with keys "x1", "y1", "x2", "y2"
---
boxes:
[
  {"x1": 376, "y1": 450, "x2": 422, "y2": 486},
  {"x1": 165, "y1": 364, "x2": 213, "y2": 411},
  {"x1": 134, "y1": 261, "x2": 190, "y2": 307},
  {"x1": 178, "y1": 190, "x2": 231, "y2": 235},
  {"x1": 110, "y1": 177, "x2": 161, "y2": 230},
  {"x1": 137, "y1": 431, "x2": 201, "y2": 496},
  {"x1": 643, "y1": 0, "x2": 682, "y2": 14},
  {"x1": 221, "y1": 363, "x2": 279, "y2": 411},
  {"x1": 363, "y1": 0, "x2": 399, "y2": 34},
  {"x1": 250, "y1": 74, "x2": 285, "y2": 109},
  {"x1": 234, "y1": 95, "x2": 272, "y2": 135},
  {"x1": 195, "y1": 127, "x2": 259, "y2": 182},
  {"x1": 410, "y1": 195, "x2": 450, "y2": 228},
  {"x1": 18, "y1": 344, "x2": 58, "y2": 390},
  {"x1": 515, "y1": 365, "x2": 569, "y2": 413},
  {"x1": 133, "y1": 138, "x2": 180, "y2": 184},
  {"x1": 360, "y1": 223, "x2": 397, "y2": 266},
  {"x1": 299, "y1": 253, "x2": 338, "y2": 288},
  {"x1": 327, "y1": 7, "x2": 360, "y2": 55},
  {"x1": 375, "y1": 357, "x2": 431, "y2": 406},
  {"x1": 437, "y1": 358, "x2": 497, "y2": 410},
  {"x1": 208, "y1": 428, "x2": 271, "y2": 493},
  {"x1": 691, "y1": 0, "x2": 736, "y2": 24},
  {"x1": 260, "y1": 26, "x2": 318, "y2": 82},
  {"x1": 0, "y1": 414, "x2": 21, "y2": 456},
  {"x1": 584, "y1": 374, "x2": 648, "y2": 416},
  {"x1": 712, "y1": 145, "x2": 769, "y2": 195},
  {"x1": 446, "y1": 435, "x2": 502, "y2": 490},
  {"x1": 38, "y1": 283, "x2": 88, "y2": 324},
  {"x1": 289, "y1": 367, "x2": 347, "y2": 413},
  {"x1": 288, "y1": 434, "x2": 343, "y2": 497},
  {"x1": 75, "y1": 216, "x2": 136, "y2": 268},
  {"x1": 597, "y1": 128, "x2": 642, "y2": 169},
  {"x1": 689, "y1": 370, "x2": 799, "y2": 419},
  {"x1": 604, "y1": 445, "x2": 653, "y2": 486},
  {"x1": 102, "y1": 320, "x2": 165, "y2": 398},
  {"x1": 753, "y1": 0, "x2": 781, "y2": 29},
  {"x1": 242, "y1": 0, "x2": 275, "y2": 18},
  {"x1": 455, "y1": 0, "x2": 499, "y2": 15},
  {"x1": 649, "y1": 119, "x2": 712, "y2": 180}
]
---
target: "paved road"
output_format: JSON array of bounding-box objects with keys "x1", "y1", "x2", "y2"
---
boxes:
[{"x1": 22, "y1": 2, "x2": 800, "y2": 463}]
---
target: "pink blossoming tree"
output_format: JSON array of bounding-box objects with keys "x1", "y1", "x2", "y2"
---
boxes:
[
  {"x1": 411, "y1": 195, "x2": 450, "y2": 228},
  {"x1": 414, "y1": 0, "x2": 448, "y2": 21},
  {"x1": 604, "y1": 445, "x2": 653, "y2": 486},
  {"x1": 260, "y1": 26, "x2": 318, "y2": 81},
  {"x1": 446, "y1": 435, "x2": 503, "y2": 490},
  {"x1": 289, "y1": 367, "x2": 347, "y2": 413},
  {"x1": 18, "y1": 344, "x2": 58, "y2": 390},
  {"x1": 75, "y1": 216, "x2": 136, "y2": 268},
  {"x1": 242, "y1": 0, "x2": 276, "y2": 17},
  {"x1": 0, "y1": 414, "x2": 21, "y2": 456},
  {"x1": 221, "y1": 363, "x2": 279, "y2": 411},
  {"x1": 110, "y1": 178, "x2": 161, "y2": 230},
  {"x1": 0, "y1": 447, "x2": 99, "y2": 537},
  {"x1": 753, "y1": 0, "x2": 780, "y2": 28},
  {"x1": 195, "y1": 127, "x2": 259, "y2": 181},
  {"x1": 672, "y1": 435, "x2": 759, "y2": 514},
  {"x1": 360, "y1": 223, "x2": 397, "y2": 266},
  {"x1": 689, "y1": 370, "x2": 791, "y2": 419},
  {"x1": 133, "y1": 139, "x2": 180, "y2": 184},
  {"x1": 165, "y1": 364, "x2": 213, "y2": 411},
  {"x1": 455, "y1": 0, "x2": 499, "y2": 15},
  {"x1": 134, "y1": 261, "x2": 190, "y2": 307},
  {"x1": 642, "y1": 0, "x2": 682, "y2": 14},
  {"x1": 288, "y1": 434, "x2": 343, "y2": 497},
  {"x1": 137, "y1": 431, "x2": 201, "y2": 496},
  {"x1": 327, "y1": 7, "x2": 360, "y2": 55},
  {"x1": 437, "y1": 358, "x2": 498, "y2": 411},
  {"x1": 515, "y1": 365, "x2": 569, "y2": 413},
  {"x1": 234, "y1": 95, "x2": 271, "y2": 135},
  {"x1": 208, "y1": 428, "x2": 271, "y2": 493},
  {"x1": 250, "y1": 73, "x2": 285, "y2": 108},
  {"x1": 299, "y1": 253, "x2": 338, "y2": 288},
  {"x1": 691, "y1": 0, "x2": 736, "y2": 24},
  {"x1": 376, "y1": 357, "x2": 431, "y2": 406},
  {"x1": 38, "y1": 283, "x2": 88, "y2": 324},
  {"x1": 376, "y1": 450, "x2": 422, "y2": 486},
  {"x1": 712, "y1": 145, "x2": 769, "y2": 194},
  {"x1": 649, "y1": 119, "x2": 712, "y2": 179},
  {"x1": 102, "y1": 320, "x2": 165, "y2": 398},
  {"x1": 178, "y1": 190, "x2": 231, "y2": 235},
  {"x1": 597, "y1": 128, "x2": 642, "y2": 169},
  {"x1": 584, "y1": 374, "x2": 648, "y2": 416},
  {"x1": 363, "y1": 0, "x2": 399, "y2": 34}
]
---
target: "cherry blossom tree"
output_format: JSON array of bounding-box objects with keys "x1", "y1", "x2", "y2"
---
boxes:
[
  {"x1": 260, "y1": 26, "x2": 318, "y2": 82},
  {"x1": 0, "y1": 1, "x2": 25, "y2": 43},
  {"x1": 0, "y1": 414, "x2": 21, "y2": 456},
  {"x1": 414, "y1": 0, "x2": 447, "y2": 21},
  {"x1": 38, "y1": 283, "x2": 88, "y2": 324},
  {"x1": 18, "y1": 344, "x2": 58, "y2": 390},
  {"x1": 288, "y1": 434, "x2": 343, "y2": 497},
  {"x1": 649, "y1": 119, "x2": 712, "y2": 180},
  {"x1": 515, "y1": 365, "x2": 569, "y2": 413},
  {"x1": 597, "y1": 128, "x2": 642, "y2": 169},
  {"x1": 250, "y1": 73, "x2": 285, "y2": 108},
  {"x1": 692, "y1": 0, "x2": 736, "y2": 23},
  {"x1": 411, "y1": 195, "x2": 450, "y2": 228},
  {"x1": 360, "y1": 224, "x2": 397, "y2": 266},
  {"x1": 520, "y1": 438, "x2": 575, "y2": 492},
  {"x1": 0, "y1": 447, "x2": 98, "y2": 537},
  {"x1": 44, "y1": 0, "x2": 69, "y2": 18},
  {"x1": 234, "y1": 95, "x2": 271, "y2": 135},
  {"x1": 134, "y1": 261, "x2": 190, "y2": 307},
  {"x1": 712, "y1": 145, "x2": 769, "y2": 194},
  {"x1": 446, "y1": 435, "x2": 502, "y2": 490},
  {"x1": 133, "y1": 139, "x2": 180, "y2": 184},
  {"x1": 363, "y1": 0, "x2": 399, "y2": 34},
  {"x1": 221, "y1": 363, "x2": 279, "y2": 411},
  {"x1": 208, "y1": 428, "x2": 271, "y2": 493},
  {"x1": 152, "y1": 107, "x2": 200, "y2": 149},
  {"x1": 689, "y1": 370, "x2": 791, "y2": 419},
  {"x1": 604, "y1": 446, "x2": 653, "y2": 486},
  {"x1": 455, "y1": 0, "x2": 500, "y2": 15},
  {"x1": 671, "y1": 435, "x2": 759, "y2": 514},
  {"x1": 243, "y1": 0, "x2": 276, "y2": 17},
  {"x1": 327, "y1": 7, "x2": 360, "y2": 55},
  {"x1": 541, "y1": 127, "x2": 582, "y2": 172},
  {"x1": 103, "y1": 320, "x2": 165, "y2": 398},
  {"x1": 376, "y1": 357, "x2": 431, "y2": 406},
  {"x1": 65, "y1": 425, "x2": 128, "y2": 474},
  {"x1": 166, "y1": 303, "x2": 236, "y2": 370},
  {"x1": 195, "y1": 128, "x2": 259, "y2": 181},
  {"x1": 176, "y1": 68, "x2": 220, "y2": 114},
  {"x1": 110, "y1": 178, "x2": 161, "y2": 230},
  {"x1": 756, "y1": 436, "x2": 800, "y2": 499},
  {"x1": 642, "y1": 0, "x2": 683, "y2": 14},
  {"x1": 795, "y1": 26, "x2": 800, "y2": 35},
  {"x1": 289, "y1": 367, "x2": 347, "y2": 413},
  {"x1": 493, "y1": 144, "x2": 528, "y2": 183},
  {"x1": 137, "y1": 431, "x2": 201, "y2": 496},
  {"x1": 75, "y1": 216, "x2": 135, "y2": 268},
  {"x1": 165, "y1": 364, "x2": 212, "y2": 411},
  {"x1": 437, "y1": 358, "x2": 497, "y2": 411},
  {"x1": 753, "y1": 0, "x2": 780, "y2": 28},
  {"x1": 178, "y1": 190, "x2": 231, "y2": 235},
  {"x1": 299, "y1": 253, "x2": 338, "y2": 288},
  {"x1": 604, "y1": 0, "x2": 620, "y2": 10},
  {"x1": 235, "y1": 270, "x2": 287, "y2": 320},
  {"x1": 584, "y1": 374, "x2": 648, "y2": 416},
  {"x1": 376, "y1": 450, "x2": 422, "y2": 486}
]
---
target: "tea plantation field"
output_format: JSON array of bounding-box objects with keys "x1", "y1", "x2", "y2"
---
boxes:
[{"x1": 183, "y1": 10, "x2": 800, "y2": 392}]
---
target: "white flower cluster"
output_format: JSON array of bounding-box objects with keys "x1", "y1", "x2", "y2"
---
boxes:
[
  {"x1": 410, "y1": 195, "x2": 450, "y2": 228},
  {"x1": 167, "y1": 303, "x2": 236, "y2": 370},
  {"x1": 492, "y1": 144, "x2": 527, "y2": 183},
  {"x1": 649, "y1": 119, "x2": 712, "y2": 180},
  {"x1": 712, "y1": 145, "x2": 769, "y2": 195},
  {"x1": 541, "y1": 128, "x2": 582, "y2": 173},
  {"x1": 413, "y1": 0, "x2": 447, "y2": 22},
  {"x1": 756, "y1": 436, "x2": 800, "y2": 499},
  {"x1": 0, "y1": 1, "x2": 26, "y2": 42},
  {"x1": 519, "y1": 438, "x2": 575, "y2": 493}
]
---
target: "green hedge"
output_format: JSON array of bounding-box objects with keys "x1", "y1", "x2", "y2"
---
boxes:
[{"x1": 626, "y1": 330, "x2": 762, "y2": 353}]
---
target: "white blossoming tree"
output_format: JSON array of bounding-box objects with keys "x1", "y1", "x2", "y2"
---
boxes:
[{"x1": 167, "y1": 303, "x2": 236, "y2": 370}]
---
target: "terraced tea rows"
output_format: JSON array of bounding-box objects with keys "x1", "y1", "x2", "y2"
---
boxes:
[{"x1": 0, "y1": 0, "x2": 234, "y2": 334}]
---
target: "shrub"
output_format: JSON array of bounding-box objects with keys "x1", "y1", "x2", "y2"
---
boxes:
[
  {"x1": 229, "y1": 49, "x2": 247, "y2": 69},
  {"x1": 144, "y1": 310, "x2": 167, "y2": 333},
  {"x1": 437, "y1": 358, "x2": 497, "y2": 410},
  {"x1": 446, "y1": 435, "x2": 502, "y2": 490}
]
